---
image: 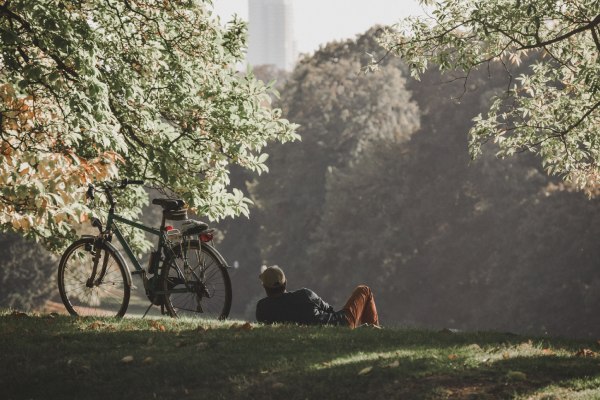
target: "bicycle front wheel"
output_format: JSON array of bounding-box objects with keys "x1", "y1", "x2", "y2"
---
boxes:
[
  {"x1": 58, "y1": 238, "x2": 130, "y2": 317},
  {"x1": 161, "y1": 240, "x2": 231, "y2": 320}
]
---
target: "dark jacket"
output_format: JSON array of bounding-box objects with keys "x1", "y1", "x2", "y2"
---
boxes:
[{"x1": 256, "y1": 288, "x2": 348, "y2": 326}]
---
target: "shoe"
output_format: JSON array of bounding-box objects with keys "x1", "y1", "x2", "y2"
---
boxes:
[{"x1": 357, "y1": 323, "x2": 383, "y2": 329}]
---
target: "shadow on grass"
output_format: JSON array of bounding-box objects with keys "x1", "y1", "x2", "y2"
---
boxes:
[{"x1": 2, "y1": 314, "x2": 600, "y2": 400}]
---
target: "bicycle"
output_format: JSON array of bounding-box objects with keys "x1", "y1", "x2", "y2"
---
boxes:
[{"x1": 57, "y1": 179, "x2": 232, "y2": 320}]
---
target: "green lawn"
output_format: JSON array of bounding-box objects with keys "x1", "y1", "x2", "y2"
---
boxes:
[{"x1": 2, "y1": 310, "x2": 599, "y2": 400}]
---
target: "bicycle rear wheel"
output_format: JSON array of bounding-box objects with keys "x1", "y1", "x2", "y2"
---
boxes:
[
  {"x1": 58, "y1": 238, "x2": 130, "y2": 317},
  {"x1": 161, "y1": 240, "x2": 231, "y2": 320}
]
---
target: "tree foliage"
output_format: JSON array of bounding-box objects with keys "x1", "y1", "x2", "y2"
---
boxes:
[
  {"x1": 306, "y1": 61, "x2": 600, "y2": 338},
  {"x1": 377, "y1": 0, "x2": 600, "y2": 194},
  {"x1": 250, "y1": 31, "x2": 420, "y2": 287},
  {"x1": 0, "y1": 0, "x2": 298, "y2": 250}
]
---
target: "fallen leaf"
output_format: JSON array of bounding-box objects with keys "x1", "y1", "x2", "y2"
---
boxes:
[
  {"x1": 142, "y1": 357, "x2": 153, "y2": 364},
  {"x1": 121, "y1": 355, "x2": 134, "y2": 364},
  {"x1": 502, "y1": 352, "x2": 510, "y2": 360},
  {"x1": 196, "y1": 342, "x2": 209, "y2": 349},
  {"x1": 358, "y1": 366, "x2": 373, "y2": 376},
  {"x1": 542, "y1": 348, "x2": 554, "y2": 355},
  {"x1": 229, "y1": 322, "x2": 253, "y2": 331},
  {"x1": 448, "y1": 354, "x2": 458, "y2": 360},
  {"x1": 575, "y1": 348, "x2": 598, "y2": 358},
  {"x1": 88, "y1": 321, "x2": 104, "y2": 330},
  {"x1": 240, "y1": 322, "x2": 253, "y2": 331},
  {"x1": 384, "y1": 360, "x2": 400, "y2": 368},
  {"x1": 150, "y1": 321, "x2": 166, "y2": 332},
  {"x1": 10, "y1": 311, "x2": 29, "y2": 318},
  {"x1": 518, "y1": 340, "x2": 533, "y2": 350},
  {"x1": 506, "y1": 370, "x2": 527, "y2": 381}
]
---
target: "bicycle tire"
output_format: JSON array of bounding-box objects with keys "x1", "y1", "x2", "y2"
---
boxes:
[
  {"x1": 58, "y1": 237, "x2": 130, "y2": 317},
  {"x1": 161, "y1": 240, "x2": 232, "y2": 320}
]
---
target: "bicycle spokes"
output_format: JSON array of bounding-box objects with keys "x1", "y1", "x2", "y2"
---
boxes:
[{"x1": 161, "y1": 241, "x2": 231, "y2": 319}]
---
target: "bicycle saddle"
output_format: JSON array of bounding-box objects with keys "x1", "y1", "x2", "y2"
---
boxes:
[{"x1": 152, "y1": 198, "x2": 185, "y2": 210}]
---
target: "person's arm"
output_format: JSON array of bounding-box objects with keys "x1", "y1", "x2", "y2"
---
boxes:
[
  {"x1": 305, "y1": 289, "x2": 334, "y2": 313},
  {"x1": 256, "y1": 300, "x2": 271, "y2": 324}
]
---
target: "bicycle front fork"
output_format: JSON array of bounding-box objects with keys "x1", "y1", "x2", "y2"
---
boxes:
[{"x1": 85, "y1": 238, "x2": 110, "y2": 287}]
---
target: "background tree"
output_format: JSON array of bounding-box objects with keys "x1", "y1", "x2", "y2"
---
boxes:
[
  {"x1": 0, "y1": 0, "x2": 298, "y2": 251},
  {"x1": 220, "y1": 28, "x2": 600, "y2": 339},
  {"x1": 0, "y1": 232, "x2": 57, "y2": 310},
  {"x1": 306, "y1": 53, "x2": 600, "y2": 337},
  {"x1": 376, "y1": 0, "x2": 600, "y2": 194},
  {"x1": 250, "y1": 30, "x2": 420, "y2": 289}
]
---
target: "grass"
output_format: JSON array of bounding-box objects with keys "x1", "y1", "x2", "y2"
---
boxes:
[{"x1": 2, "y1": 310, "x2": 600, "y2": 400}]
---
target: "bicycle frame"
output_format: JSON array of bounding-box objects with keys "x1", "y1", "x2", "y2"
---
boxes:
[
  {"x1": 105, "y1": 213, "x2": 163, "y2": 274},
  {"x1": 102, "y1": 210, "x2": 200, "y2": 298}
]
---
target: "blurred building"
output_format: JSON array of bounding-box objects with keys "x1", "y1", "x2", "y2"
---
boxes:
[{"x1": 247, "y1": 0, "x2": 297, "y2": 71}]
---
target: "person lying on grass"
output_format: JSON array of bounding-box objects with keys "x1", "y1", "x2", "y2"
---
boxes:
[{"x1": 256, "y1": 265, "x2": 380, "y2": 329}]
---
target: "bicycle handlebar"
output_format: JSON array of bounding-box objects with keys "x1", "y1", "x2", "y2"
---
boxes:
[
  {"x1": 86, "y1": 179, "x2": 145, "y2": 205},
  {"x1": 118, "y1": 179, "x2": 145, "y2": 187}
]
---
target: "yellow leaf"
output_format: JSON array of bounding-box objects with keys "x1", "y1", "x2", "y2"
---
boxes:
[
  {"x1": 120, "y1": 355, "x2": 134, "y2": 364},
  {"x1": 358, "y1": 366, "x2": 373, "y2": 376},
  {"x1": 506, "y1": 370, "x2": 527, "y2": 381},
  {"x1": 11, "y1": 216, "x2": 22, "y2": 229},
  {"x1": 21, "y1": 216, "x2": 33, "y2": 230}
]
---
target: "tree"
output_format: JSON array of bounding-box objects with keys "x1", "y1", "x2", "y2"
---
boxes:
[
  {"x1": 377, "y1": 0, "x2": 600, "y2": 194},
  {"x1": 0, "y1": 232, "x2": 57, "y2": 310},
  {"x1": 0, "y1": 0, "x2": 298, "y2": 251},
  {"x1": 307, "y1": 62, "x2": 600, "y2": 337},
  {"x1": 251, "y1": 30, "x2": 420, "y2": 286}
]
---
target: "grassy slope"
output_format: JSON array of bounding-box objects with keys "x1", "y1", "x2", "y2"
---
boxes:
[{"x1": 1, "y1": 311, "x2": 600, "y2": 400}]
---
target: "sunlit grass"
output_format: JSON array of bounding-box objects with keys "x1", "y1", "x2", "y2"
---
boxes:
[{"x1": 2, "y1": 309, "x2": 600, "y2": 400}]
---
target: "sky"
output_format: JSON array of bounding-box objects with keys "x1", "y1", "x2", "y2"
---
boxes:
[{"x1": 212, "y1": 0, "x2": 427, "y2": 56}]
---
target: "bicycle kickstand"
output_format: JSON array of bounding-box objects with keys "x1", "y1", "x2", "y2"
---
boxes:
[{"x1": 142, "y1": 302, "x2": 154, "y2": 319}]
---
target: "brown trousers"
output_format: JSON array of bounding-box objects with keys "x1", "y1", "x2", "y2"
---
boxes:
[{"x1": 342, "y1": 285, "x2": 379, "y2": 328}]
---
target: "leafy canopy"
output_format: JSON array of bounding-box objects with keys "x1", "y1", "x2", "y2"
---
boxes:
[
  {"x1": 376, "y1": 0, "x2": 600, "y2": 194},
  {"x1": 0, "y1": 0, "x2": 298, "y2": 250}
]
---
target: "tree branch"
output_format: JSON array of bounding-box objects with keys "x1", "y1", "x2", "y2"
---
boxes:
[{"x1": 517, "y1": 14, "x2": 600, "y2": 50}]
